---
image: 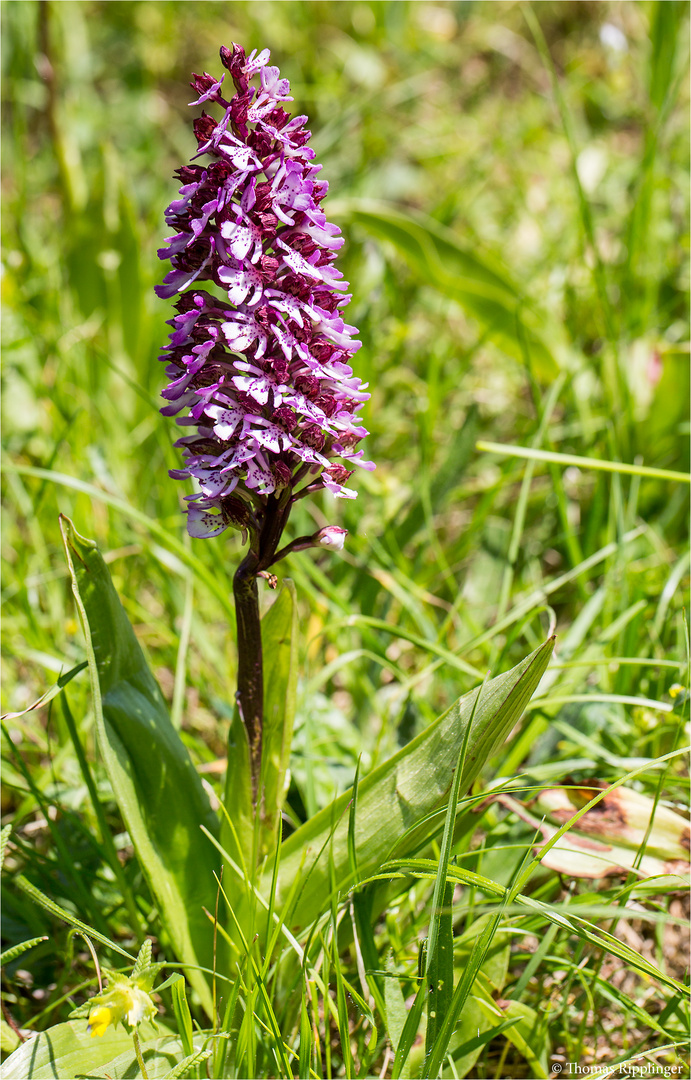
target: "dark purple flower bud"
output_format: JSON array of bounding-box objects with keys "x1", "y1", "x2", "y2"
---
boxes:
[
  {"x1": 220, "y1": 43, "x2": 249, "y2": 87},
  {"x1": 156, "y1": 44, "x2": 374, "y2": 539},
  {"x1": 301, "y1": 424, "x2": 326, "y2": 451},
  {"x1": 273, "y1": 406, "x2": 297, "y2": 431},
  {"x1": 294, "y1": 374, "x2": 319, "y2": 398},
  {"x1": 260, "y1": 255, "x2": 279, "y2": 275},
  {"x1": 230, "y1": 92, "x2": 252, "y2": 127},
  {"x1": 272, "y1": 460, "x2": 293, "y2": 488},
  {"x1": 193, "y1": 112, "x2": 217, "y2": 147},
  {"x1": 325, "y1": 463, "x2": 352, "y2": 486}
]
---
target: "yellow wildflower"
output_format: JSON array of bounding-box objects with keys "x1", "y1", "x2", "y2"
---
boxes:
[
  {"x1": 86, "y1": 1005, "x2": 113, "y2": 1038},
  {"x1": 86, "y1": 973, "x2": 156, "y2": 1038}
]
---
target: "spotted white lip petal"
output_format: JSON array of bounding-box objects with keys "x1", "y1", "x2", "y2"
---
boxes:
[{"x1": 186, "y1": 506, "x2": 229, "y2": 538}]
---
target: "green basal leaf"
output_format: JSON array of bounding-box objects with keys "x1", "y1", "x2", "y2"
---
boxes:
[
  {"x1": 425, "y1": 880, "x2": 454, "y2": 1057},
  {"x1": 60, "y1": 517, "x2": 219, "y2": 1014},
  {"x1": 275, "y1": 637, "x2": 554, "y2": 932},
  {"x1": 260, "y1": 580, "x2": 299, "y2": 846},
  {"x1": 383, "y1": 957, "x2": 407, "y2": 1054},
  {"x1": 0, "y1": 1021, "x2": 185, "y2": 1080},
  {"x1": 0, "y1": 1020, "x2": 20, "y2": 1056}
]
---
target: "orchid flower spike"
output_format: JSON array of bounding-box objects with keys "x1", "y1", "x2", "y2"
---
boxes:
[{"x1": 156, "y1": 43, "x2": 374, "y2": 552}]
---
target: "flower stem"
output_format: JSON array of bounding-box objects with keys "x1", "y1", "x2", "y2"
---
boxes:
[
  {"x1": 233, "y1": 549, "x2": 262, "y2": 801},
  {"x1": 133, "y1": 1030, "x2": 148, "y2": 1079},
  {"x1": 232, "y1": 492, "x2": 293, "y2": 801}
]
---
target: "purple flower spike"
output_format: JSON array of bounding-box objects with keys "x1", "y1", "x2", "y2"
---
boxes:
[{"x1": 157, "y1": 43, "x2": 374, "y2": 542}]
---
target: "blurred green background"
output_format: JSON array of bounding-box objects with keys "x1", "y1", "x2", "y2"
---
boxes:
[{"x1": 2, "y1": 0, "x2": 689, "y2": 811}]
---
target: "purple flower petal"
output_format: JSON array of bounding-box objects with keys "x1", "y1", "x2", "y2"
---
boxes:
[{"x1": 187, "y1": 506, "x2": 229, "y2": 538}]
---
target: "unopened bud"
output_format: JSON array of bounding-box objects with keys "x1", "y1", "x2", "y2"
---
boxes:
[{"x1": 316, "y1": 526, "x2": 347, "y2": 551}]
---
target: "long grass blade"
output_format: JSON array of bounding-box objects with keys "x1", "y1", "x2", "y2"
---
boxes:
[{"x1": 476, "y1": 441, "x2": 690, "y2": 483}]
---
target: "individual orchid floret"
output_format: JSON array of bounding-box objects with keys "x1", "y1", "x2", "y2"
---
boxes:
[
  {"x1": 316, "y1": 525, "x2": 347, "y2": 550},
  {"x1": 265, "y1": 524, "x2": 348, "y2": 566},
  {"x1": 156, "y1": 42, "x2": 374, "y2": 547}
]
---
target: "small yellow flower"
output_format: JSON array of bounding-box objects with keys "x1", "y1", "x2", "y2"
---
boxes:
[
  {"x1": 87, "y1": 1005, "x2": 113, "y2": 1038},
  {"x1": 86, "y1": 975, "x2": 156, "y2": 1038}
]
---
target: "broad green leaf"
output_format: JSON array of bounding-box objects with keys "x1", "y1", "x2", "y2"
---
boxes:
[
  {"x1": 0, "y1": 1020, "x2": 187, "y2": 1080},
  {"x1": 1, "y1": 1020, "x2": 20, "y2": 1056},
  {"x1": 260, "y1": 580, "x2": 299, "y2": 841},
  {"x1": 60, "y1": 517, "x2": 218, "y2": 1013},
  {"x1": 383, "y1": 957, "x2": 407, "y2": 1054},
  {"x1": 275, "y1": 638, "x2": 554, "y2": 931},
  {"x1": 332, "y1": 199, "x2": 562, "y2": 378},
  {"x1": 222, "y1": 710, "x2": 255, "y2": 874},
  {"x1": 476, "y1": 996, "x2": 550, "y2": 1078},
  {"x1": 443, "y1": 996, "x2": 496, "y2": 1078}
]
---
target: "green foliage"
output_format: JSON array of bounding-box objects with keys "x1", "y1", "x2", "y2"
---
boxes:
[
  {"x1": 334, "y1": 198, "x2": 564, "y2": 378},
  {"x1": 273, "y1": 639, "x2": 554, "y2": 932},
  {"x1": 0, "y1": 1022, "x2": 191, "y2": 1080},
  {"x1": 2, "y1": 526, "x2": 559, "y2": 1078},
  {"x1": 0, "y1": 936, "x2": 48, "y2": 968},
  {"x1": 260, "y1": 581, "x2": 299, "y2": 850},
  {"x1": 169, "y1": 976, "x2": 194, "y2": 1060},
  {"x1": 61, "y1": 516, "x2": 219, "y2": 1011}
]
